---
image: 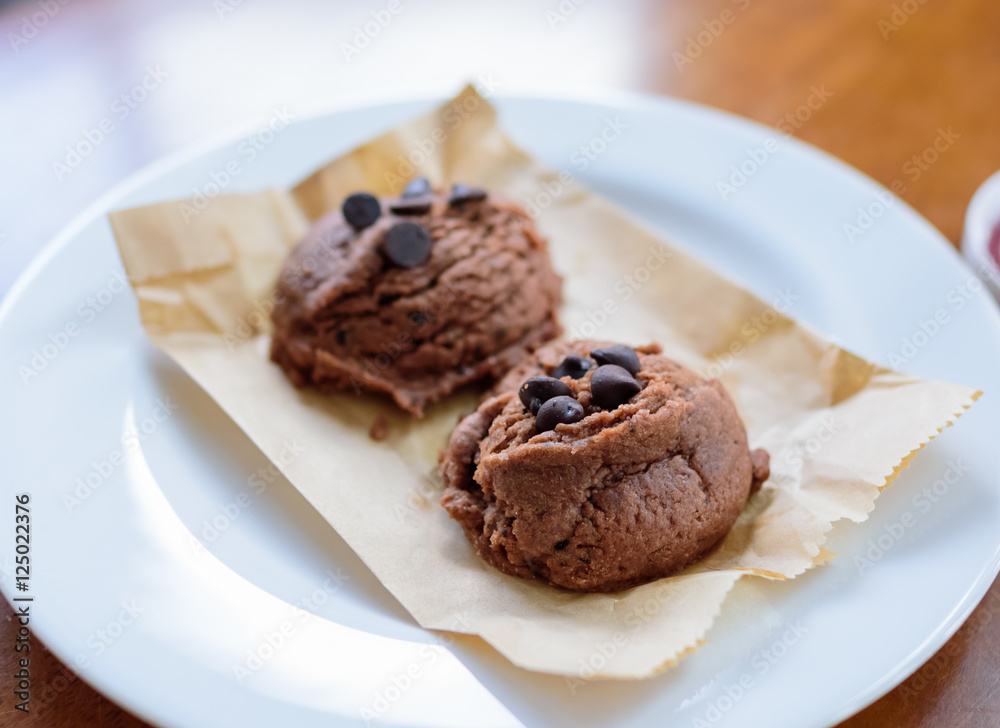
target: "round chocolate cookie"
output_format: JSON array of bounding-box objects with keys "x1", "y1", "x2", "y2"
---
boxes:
[
  {"x1": 440, "y1": 340, "x2": 770, "y2": 592},
  {"x1": 269, "y1": 180, "x2": 562, "y2": 417}
]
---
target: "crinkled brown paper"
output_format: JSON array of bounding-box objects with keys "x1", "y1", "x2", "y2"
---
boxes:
[{"x1": 109, "y1": 87, "x2": 980, "y2": 678}]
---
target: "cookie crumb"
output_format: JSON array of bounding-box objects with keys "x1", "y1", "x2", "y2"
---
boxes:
[
  {"x1": 750, "y1": 448, "x2": 770, "y2": 494},
  {"x1": 369, "y1": 414, "x2": 389, "y2": 441}
]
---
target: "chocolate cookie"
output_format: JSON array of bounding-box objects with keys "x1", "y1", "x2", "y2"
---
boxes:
[
  {"x1": 440, "y1": 341, "x2": 769, "y2": 592},
  {"x1": 270, "y1": 181, "x2": 562, "y2": 417}
]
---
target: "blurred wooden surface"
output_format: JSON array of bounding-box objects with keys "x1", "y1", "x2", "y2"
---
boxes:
[
  {"x1": 2, "y1": 0, "x2": 999, "y2": 727},
  {"x1": 648, "y1": 0, "x2": 1000, "y2": 247}
]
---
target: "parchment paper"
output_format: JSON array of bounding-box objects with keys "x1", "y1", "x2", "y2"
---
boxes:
[{"x1": 109, "y1": 87, "x2": 980, "y2": 678}]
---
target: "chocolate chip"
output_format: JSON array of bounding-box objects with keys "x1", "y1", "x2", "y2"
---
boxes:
[
  {"x1": 552, "y1": 354, "x2": 593, "y2": 380},
  {"x1": 389, "y1": 197, "x2": 433, "y2": 216},
  {"x1": 449, "y1": 183, "x2": 487, "y2": 206},
  {"x1": 590, "y1": 344, "x2": 641, "y2": 376},
  {"x1": 518, "y1": 376, "x2": 572, "y2": 410},
  {"x1": 554, "y1": 540, "x2": 569, "y2": 551},
  {"x1": 383, "y1": 222, "x2": 432, "y2": 268},
  {"x1": 590, "y1": 365, "x2": 641, "y2": 410},
  {"x1": 535, "y1": 395, "x2": 585, "y2": 432},
  {"x1": 402, "y1": 176, "x2": 431, "y2": 197},
  {"x1": 529, "y1": 398, "x2": 542, "y2": 415},
  {"x1": 342, "y1": 192, "x2": 381, "y2": 230}
]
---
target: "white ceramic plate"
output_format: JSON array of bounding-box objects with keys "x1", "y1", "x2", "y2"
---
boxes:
[{"x1": 2, "y1": 92, "x2": 999, "y2": 728}]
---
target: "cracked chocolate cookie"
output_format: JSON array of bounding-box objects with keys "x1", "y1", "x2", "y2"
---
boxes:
[
  {"x1": 440, "y1": 340, "x2": 770, "y2": 592},
  {"x1": 269, "y1": 179, "x2": 562, "y2": 417}
]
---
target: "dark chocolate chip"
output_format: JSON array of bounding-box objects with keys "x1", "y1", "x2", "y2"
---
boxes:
[
  {"x1": 389, "y1": 196, "x2": 433, "y2": 216},
  {"x1": 383, "y1": 222, "x2": 432, "y2": 268},
  {"x1": 554, "y1": 540, "x2": 569, "y2": 551},
  {"x1": 591, "y1": 344, "x2": 641, "y2": 376},
  {"x1": 590, "y1": 365, "x2": 641, "y2": 410},
  {"x1": 535, "y1": 395, "x2": 585, "y2": 433},
  {"x1": 402, "y1": 176, "x2": 431, "y2": 198},
  {"x1": 552, "y1": 354, "x2": 594, "y2": 380},
  {"x1": 518, "y1": 376, "x2": 572, "y2": 410},
  {"x1": 529, "y1": 397, "x2": 542, "y2": 415},
  {"x1": 449, "y1": 183, "x2": 487, "y2": 206},
  {"x1": 342, "y1": 192, "x2": 381, "y2": 230}
]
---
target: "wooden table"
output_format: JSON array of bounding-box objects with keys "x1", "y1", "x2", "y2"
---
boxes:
[{"x1": 2, "y1": 1, "x2": 998, "y2": 726}]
